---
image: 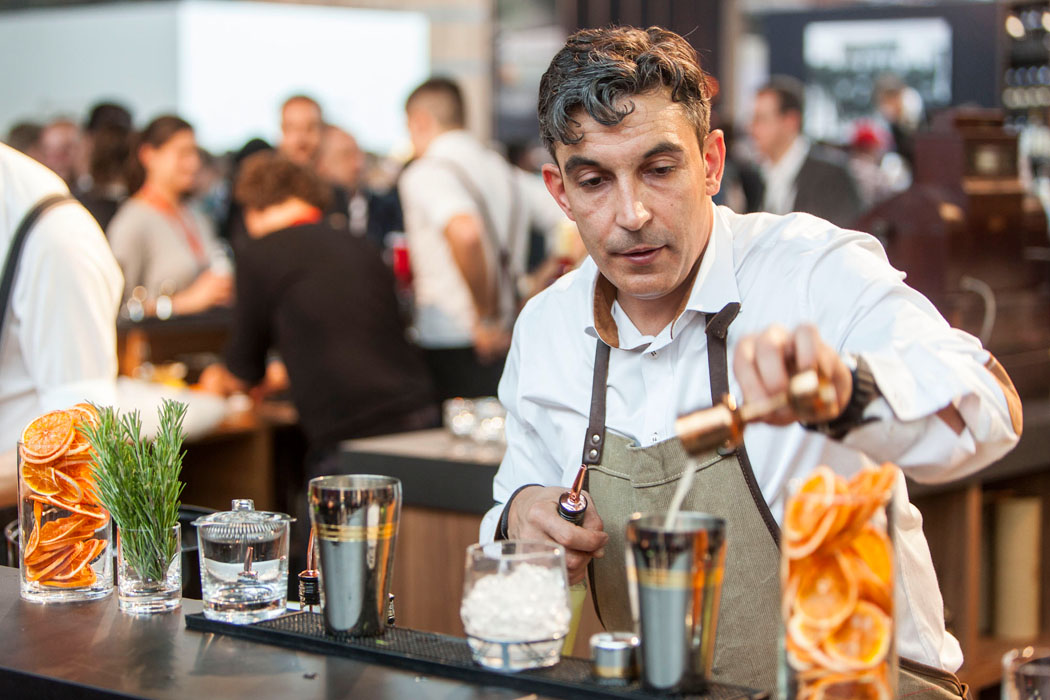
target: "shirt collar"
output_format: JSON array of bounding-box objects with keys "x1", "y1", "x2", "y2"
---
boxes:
[{"x1": 584, "y1": 202, "x2": 741, "y2": 350}]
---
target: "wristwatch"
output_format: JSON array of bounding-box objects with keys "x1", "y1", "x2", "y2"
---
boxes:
[{"x1": 803, "y1": 354, "x2": 880, "y2": 440}]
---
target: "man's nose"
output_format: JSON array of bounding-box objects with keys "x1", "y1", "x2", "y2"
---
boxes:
[{"x1": 613, "y1": 181, "x2": 651, "y2": 232}]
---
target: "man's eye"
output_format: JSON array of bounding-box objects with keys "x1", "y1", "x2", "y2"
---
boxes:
[
  {"x1": 578, "y1": 176, "x2": 604, "y2": 189},
  {"x1": 650, "y1": 165, "x2": 675, "y2": 176}
]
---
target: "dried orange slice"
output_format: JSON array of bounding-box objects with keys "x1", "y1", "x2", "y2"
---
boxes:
[
  {"x1": 52, "y1": 538, "x2": 104, "y2": 580},
  {"x1": 795, "y1": 552, "x2": 858, "y2": 630},
  {"x1": 785, "y1": 467, "x2": 846, "y2": 559},
  {"x1": 787, "y1": 613, "x2": 849, "y2": 674},
  {"x1": 27, "y1": 493, "x2": 108, "y2": 521},
  {"x1": 36, "y1": 514, "x2": 91, "y2": 546},
  {"x1": 42, "y1": 568, "x2": 97, "y2": 588},
  {"x1": 21, "y1": 410, "x2": 75, "y2": 460},
  {"x1": 25, "y1": 544, "x2": 77, "y2": 581},
  {"x1": 53, "y1": 469, "x2": 84, "y2": 504},
  {"x1": 823, "y1": 600, "x2": 892, "y2": 671},
  {"x1": 18, "y1": 444, "x2": 59, "y2": 465},
  {"x1": 846, "y1": 526, "x2": 893, "y2": 612},
  {"x1": 22, "y1": 463, "x2": 60, "y2": 496}
]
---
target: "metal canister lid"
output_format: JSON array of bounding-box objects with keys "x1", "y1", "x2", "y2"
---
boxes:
[{"x1": 590, "y1": 631, "x2": 639, "y2": 681}]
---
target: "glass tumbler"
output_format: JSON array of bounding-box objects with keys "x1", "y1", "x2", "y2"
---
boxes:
[
  {"x1": 1003, "y1": 647, "x2": 1050, "y2": 699},
  {"x1": 117, "y1": 523, "x2": 181, "y2": 614},
  {"x1": 460, "y1": 540, "x2": 571, "y2": 671},
  {"x1": 780, "y1": 463, "x2": 899, "y2": 700},
  {"x1": 17, "y1": 441, "x2": 113, "y2": 603}
]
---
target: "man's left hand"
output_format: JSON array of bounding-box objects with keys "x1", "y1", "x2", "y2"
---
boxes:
[{"x1": 733, "y1": 324, "x2": 852, "y2": 425}]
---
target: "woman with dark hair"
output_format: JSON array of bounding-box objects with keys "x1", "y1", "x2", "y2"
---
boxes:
[{"x1": 107, "y1": 115, "x2": 231, "y2": 317}]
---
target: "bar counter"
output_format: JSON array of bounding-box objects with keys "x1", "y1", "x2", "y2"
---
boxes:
[{"x1": 0, "y1": 567, "x2": 550, "y2": 700}]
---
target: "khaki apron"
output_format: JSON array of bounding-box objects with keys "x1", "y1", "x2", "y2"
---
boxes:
[{"x1": 582, "y1": 303, "x2": 968, "y2": 699}]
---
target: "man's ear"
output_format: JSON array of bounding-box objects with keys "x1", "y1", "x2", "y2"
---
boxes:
[
  {"x1": 541, "y1": 162, "x2": 576, "y2": 222},
  {"x1": 702, "y1": 129, "x2": 726, "y2": 197}
]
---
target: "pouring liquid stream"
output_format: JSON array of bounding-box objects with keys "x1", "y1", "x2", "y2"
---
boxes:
[{"x1": 664, "y1": 457, "x2": 700, "y2": 531}]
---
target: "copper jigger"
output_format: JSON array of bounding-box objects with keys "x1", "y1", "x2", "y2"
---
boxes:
[{"x1": 676, "y1": 368, "x2": 839, "y2": 456}]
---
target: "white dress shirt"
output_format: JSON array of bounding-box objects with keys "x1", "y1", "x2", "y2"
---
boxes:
[
  {"x1": 761, "y1": 135, "x2": 810, "y2": 215},
  {"x1": 398, "y1": 130, "x2": 566, "y2": 348},
  {"x1": 483, "y1": 202, "x2": 1021, "y2": 672},
  {"x1": 0, "y1": 144, "x2": 123, "y2": 448}
]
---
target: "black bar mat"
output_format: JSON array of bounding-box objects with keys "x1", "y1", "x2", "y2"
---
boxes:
[{"x1": 185, "y1": 612, "x2": 768, "y2": 700}]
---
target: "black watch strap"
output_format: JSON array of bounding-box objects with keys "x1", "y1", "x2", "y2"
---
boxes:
[
  {"x1": 496, "y1": 483, "x2": 541, "y2": 540},
  {"x1": 804, "y1": 356, "x2": 880, "y2": 440}
]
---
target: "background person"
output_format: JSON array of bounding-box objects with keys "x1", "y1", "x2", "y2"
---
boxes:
[
  {"x1": 107, "y1": 115, "x2": 232, "y2": 316},
  {"x1": 749, "y1": 76, "x2": 863, "y2": 228},
  {"x1": 0, "y1": 142, "x2": 123, "y2": 508},
  {"x1": 399, "y1": 77, "x2": 566, "y2": 400}
]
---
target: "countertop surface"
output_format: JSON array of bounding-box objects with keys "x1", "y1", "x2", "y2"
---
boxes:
[{"x1": 0, "y1": 566, "x2": 546, "y2": 700}]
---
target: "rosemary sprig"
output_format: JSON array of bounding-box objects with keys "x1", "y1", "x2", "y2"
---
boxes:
[{"x1": 80, "y1": 400, "x2": 187, "y2": 582}]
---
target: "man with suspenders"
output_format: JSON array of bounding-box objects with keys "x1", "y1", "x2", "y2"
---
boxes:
[
  {"x1": 0, "y1": 143, "x2": 122, "y2": 510},
  {"x1": 483, "y1": 27, "x2": 1021, "y2": 698}
]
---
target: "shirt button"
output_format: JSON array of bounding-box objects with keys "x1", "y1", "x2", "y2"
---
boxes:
[
  {"x1": 649, "y1": 351, "x2": 658, "y2": 358},
  {"x1": 651, "y1": 432, "x2": 659, "y2": 444}
]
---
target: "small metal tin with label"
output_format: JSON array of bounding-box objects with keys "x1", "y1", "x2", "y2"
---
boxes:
[{"x1": 590, "y1": 631, "x2": 640, "y2": 682}]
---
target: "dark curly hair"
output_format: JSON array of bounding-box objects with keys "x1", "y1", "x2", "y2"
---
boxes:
[
  {"x1": 234, "y1": 151, "x2": 331, "y2": 212},
  {"x1": 538, "y1": 26, "x2": 714, "y2": 158}
]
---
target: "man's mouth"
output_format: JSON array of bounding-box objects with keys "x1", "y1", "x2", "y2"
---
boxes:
[{"x1": 616, "y1": 246, "x2": 664, "y2": 265}]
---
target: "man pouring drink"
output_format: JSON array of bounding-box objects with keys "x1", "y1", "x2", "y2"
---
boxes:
[{"x1": 482, "y1": 26, "x2": 1022, "y2": 698}]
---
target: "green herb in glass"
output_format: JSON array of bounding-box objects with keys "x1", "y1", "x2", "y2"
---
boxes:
[{"x1": 80, "y1": 399, "x2": 187, "y2": 582}]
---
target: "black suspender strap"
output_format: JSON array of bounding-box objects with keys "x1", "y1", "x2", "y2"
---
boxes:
[
  {"x1": 581, "y1": 340, "x2": 611, "y2": 465},
  {"x1": 0, "y1": 193, "x2": 76, "y2": 345},
  {"x1": 426, "y1": 156, "x2": 525, "y2": 313}
]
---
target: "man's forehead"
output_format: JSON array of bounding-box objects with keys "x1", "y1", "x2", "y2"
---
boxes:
[{"x1": 554, "y1": 94, "x2": 696, "y2": 162}]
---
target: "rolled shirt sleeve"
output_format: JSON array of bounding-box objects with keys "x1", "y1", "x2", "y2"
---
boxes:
[{"x1": 803, "y1": 227, "x2": 1020, "y2": 482}]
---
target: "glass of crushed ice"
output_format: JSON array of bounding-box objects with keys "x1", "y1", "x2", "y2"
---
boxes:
[{"x1": 460, "y1": 540, "x2": 571, "y2": 671}]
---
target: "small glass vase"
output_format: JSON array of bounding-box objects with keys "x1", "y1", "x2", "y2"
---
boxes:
[
  {"x1": 117, "y1": 523, "x2": 182, "y2": 614},
  {"x1": 780, "y1": 463, "x2": 899, "y2": 699}
]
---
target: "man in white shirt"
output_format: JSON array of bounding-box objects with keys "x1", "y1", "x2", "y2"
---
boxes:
[
  {"x1": 0, "y1": 143, "x2": 123, "y2": 506},
  {"x1": 399, "y1": 77, "x2": 566, "y2": 400},
  {"x1": 750, "y1": 76, "x2": 863, "y2": 227},
  {"x1": 486, "y1": 27, "x2": 1020, "y2": 697}
]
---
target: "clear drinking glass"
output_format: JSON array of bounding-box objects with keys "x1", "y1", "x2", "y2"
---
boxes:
[
  {"x1": 471, "y1": 398, "x2": 506, "y2": 445},
  {"x1": 461, "y1": 540, "x2": 571, "y2": 671},
  {"x1": 117, "y1": 523, "x2": 181, "y2": 614},
  {"x1": 780, "y1": 464, "x2": 899, "y2": 700},
  {"x1": 17, "y1": 442, "x2": 113, "y2": 603},
  {"x1": 194, "y1": 499, "x2": 293, "y2": 624},
  {"x1": 1003, "y1": 647, "x2": 1050, "y2": 699},
  {"x1": 443, "y1": 398, "x2": 476, "y2": 438}
]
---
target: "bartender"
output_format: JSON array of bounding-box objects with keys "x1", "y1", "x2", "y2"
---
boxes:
[{"x1": 481, "y1": 26, "x2": 1022, "y2": 698}]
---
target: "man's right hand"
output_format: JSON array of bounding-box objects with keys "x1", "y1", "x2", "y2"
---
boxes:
[{"x1": 507, "y1": 485, "x2": 608, "y2": 585}]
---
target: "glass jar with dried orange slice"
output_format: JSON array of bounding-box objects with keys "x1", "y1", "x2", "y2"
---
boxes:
[
  {"x1": 17, "y1": 405, "x2": 113, "y2": 603},
  {"x1": 780, "y1": 462, "x2": 899, "y2": 700}
]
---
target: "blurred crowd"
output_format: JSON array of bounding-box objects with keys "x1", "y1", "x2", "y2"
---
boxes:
[{"x1": 0, "y1": 70, "x2": 923, "y2": 467}]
